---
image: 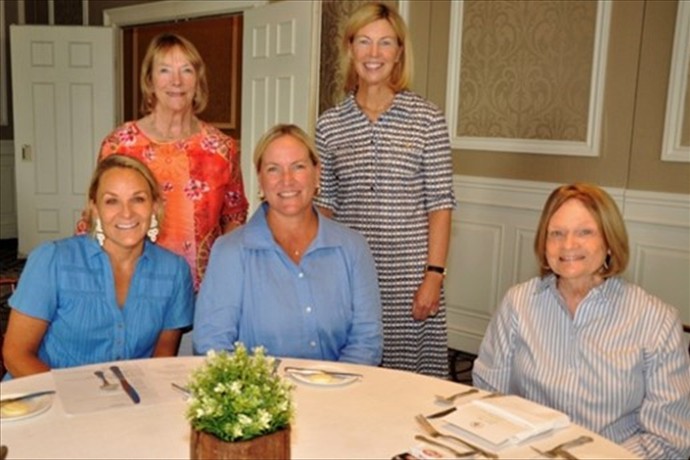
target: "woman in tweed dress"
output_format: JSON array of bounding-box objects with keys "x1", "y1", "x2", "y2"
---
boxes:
[{"x1": 315, "y1": 3, "x2": 455, "y2": 378}]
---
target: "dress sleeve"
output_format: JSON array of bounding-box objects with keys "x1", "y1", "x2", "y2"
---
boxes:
[
  {"x1": 621, "y1": 310, "x2": 690, "y2": 459},
  {"x1": 218, "y1": 134, "x2": 249, "y2": 228},
  {"x1": 8, "y1": 242, "x2": 59, "y2": 322},
  {"x1": 472, "y1": 289, "x2": 518, "y2": 393},
  {"x1": 421, "y1": 104, "x2": 455, "y2": 212},
  {"x1": 337, "y1": 234, "x2": 383, "y2": 365},
  {"x1": 314, "y1": 117, "x2": 337, "y2": 212},
  {"x1": 192, "y1": 235, "x2": 244, "y2": 355}
]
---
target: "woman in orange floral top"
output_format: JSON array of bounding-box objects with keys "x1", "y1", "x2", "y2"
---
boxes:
[{"x1": 96, "y1": 33, "x2": 248, "y2": 290}]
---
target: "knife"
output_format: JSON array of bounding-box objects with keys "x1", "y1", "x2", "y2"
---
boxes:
[
  {"x1": 0, "y1": 390, "x2": 56, "y2": 406},
  {"x1": 109, "y1": 366, "x2": 140, "y2": 404},
  {"x1": 283, "y1": 366, "x2": 363, "y2": 379}
]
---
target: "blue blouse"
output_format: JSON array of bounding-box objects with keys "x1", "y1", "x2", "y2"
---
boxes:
[
  {"x1": 8, "y1": 235, "x2": 194, "y2": 373},
  {"x1": 193, "y1": 204, "x2": 383, "y2": 365}
]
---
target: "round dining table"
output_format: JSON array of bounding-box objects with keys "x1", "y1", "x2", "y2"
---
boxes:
[{"x1": 0, "y1": 356, "x2": 637, "y2": 459}]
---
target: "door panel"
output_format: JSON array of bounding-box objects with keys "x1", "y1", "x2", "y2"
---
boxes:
[
  {"x1": 10, "y1": 25, "x2": 115, "y2": 256},
  {"x1": 241, "y1": 0, "x2": 320, "y2": 213}
]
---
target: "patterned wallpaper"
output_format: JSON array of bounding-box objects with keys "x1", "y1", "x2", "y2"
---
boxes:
[{"x1": 457, "y1": 0, "x2": 596, "y2": 142}]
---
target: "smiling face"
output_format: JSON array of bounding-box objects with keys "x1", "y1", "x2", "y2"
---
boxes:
[
  {"x1": 545, "y1": 198, "x2": 608, "y2": 287},
  {"x1": 349, "y1": 19, "x2": 402, "y2": 88},
  {"x1": 151, "y1": 46, "x2": 197, "y2": 114},
  {"x1": 91, "y1": 167, "x2": 156, "y2": 255},
  {"x1": 259, "y1": 134, "x2": 320, "y2": 219}
]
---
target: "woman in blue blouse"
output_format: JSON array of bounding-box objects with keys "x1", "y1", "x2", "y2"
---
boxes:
[
  {"x1": 193, "y1": 124, "x2": 382, "y2": 365},
  {"x1": 3, "y1": 155, "x2": 194, "y2": 378}
]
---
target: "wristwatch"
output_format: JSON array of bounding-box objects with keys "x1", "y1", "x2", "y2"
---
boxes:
[{"x1": 426, "y1": 265, "x2": 447, "y2": 277}]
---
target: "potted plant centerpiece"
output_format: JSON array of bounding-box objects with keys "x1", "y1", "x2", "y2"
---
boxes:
[{"x1": 186, "y1": 344, "x2": 294, "y2": 459}]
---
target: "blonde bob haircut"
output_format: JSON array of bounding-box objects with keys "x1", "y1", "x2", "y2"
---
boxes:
[
  {"x1": 253, "y1": 124, "x2": 320, "y2": 173},
  {"x1": 85, "y1": 155, "x2": 164, "y2": 237},
  {"x1": 534, "y1": 183, "x2": 629, "y2": 278},
  {"x1": 139, "y1": 33, "x2": 209, "y2": 115},
  {"x1": 341, "y1": 2, "x2": 413, "y2": 93}
]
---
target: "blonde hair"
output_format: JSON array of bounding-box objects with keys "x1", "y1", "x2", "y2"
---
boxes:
[
  {"x1": 253, "y1": 124, "x2": 320, "y2": 173},
  {"x1": 341, "y1": 2, "x2": 413, "y2": 93},
  {"x1": 534, "y1": 183, "x2": 629, "y2": 278},
  {"x1": 85, "y1": 155, "x2": 163, "y2": 235},
  {"x1": 139, "y1": 33, "x2": 209, "y2": 115}
]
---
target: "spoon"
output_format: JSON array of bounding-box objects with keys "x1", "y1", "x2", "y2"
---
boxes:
[{"x1": 94, "y1": 370, "x2": 118, "y2": 391}]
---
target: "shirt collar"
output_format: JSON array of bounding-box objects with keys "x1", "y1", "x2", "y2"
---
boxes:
[
  {"x1": 536, "y1": 273, "x2": 623, "y2": 304},
  {"x1": 83, "y1": 234, "x2": 153, "y2": 263},
  {"x1": 243, "y1": 202, "x2": 343, "y2": 254},
  {"x1": 342, "y1": 90, "x2": 410, "y2": 117}
]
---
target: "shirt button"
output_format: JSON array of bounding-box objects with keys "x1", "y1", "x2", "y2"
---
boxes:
[
  {"x1": 309, "y1": 341, "x2": 316, "y2": 347},
  {"x1": 298, "y1": 272, "x2": 304, "y2": 278},
  {"x1": 305, "y1": 306, "x2": 312, "y2": 313}
]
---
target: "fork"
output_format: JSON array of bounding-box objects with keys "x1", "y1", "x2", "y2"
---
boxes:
[
  {"x1": 414, "y1": 435, "x2": 476, "y2": 458},
  {"x1": 435, "y1": 388, "x2": 479, "y2": 404},
  {"x1": 415, "y1": 414, "x2": 498, "y2": 459},
  {"x1": 530, "y1": 435, "x2": 593, "y2": 459}
]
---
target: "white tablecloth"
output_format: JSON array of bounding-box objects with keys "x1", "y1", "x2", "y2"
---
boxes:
[{"x1": 0, "y1": 356, "x2": 637, "y2": 459}]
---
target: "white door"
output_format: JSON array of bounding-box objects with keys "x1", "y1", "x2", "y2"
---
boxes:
[
  {"x1": 241, "y1": 0, "x2": 321, "y2": 213},
  {"x1": 10, "y1": 25, "x2": 115, "y2": 256}
]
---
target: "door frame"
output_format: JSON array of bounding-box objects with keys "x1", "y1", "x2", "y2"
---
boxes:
[{"x1": 102, "y1": 0, "x2": 270, "y2": 124}]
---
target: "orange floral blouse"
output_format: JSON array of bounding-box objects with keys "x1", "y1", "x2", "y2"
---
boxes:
[{"x1": 98, "y1": 121, "x2": 248, "y2": 290}]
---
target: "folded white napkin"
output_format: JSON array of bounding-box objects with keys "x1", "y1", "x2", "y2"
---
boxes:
[{"x1": 444, "y1": 395, "x2": 570, "y2": 448}]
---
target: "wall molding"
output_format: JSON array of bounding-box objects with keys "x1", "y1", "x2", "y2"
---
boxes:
[
  {"x1": 661, "y1": 0, "x2": 690, "y2": 163},
  {"x1": 447, "y1": 175, "x2": 690, "y2": 353},
  {"x1": 445, "y1": 1, "x2": 611, "y2": 157}
]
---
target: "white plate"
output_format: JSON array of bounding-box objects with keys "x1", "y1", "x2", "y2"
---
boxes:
[
  {"x1": 286, "y1": 367, "x2": 359, "y2": 387},
  {"x1": 0, "y1": 393, "x2": 54, "y2": 422}
]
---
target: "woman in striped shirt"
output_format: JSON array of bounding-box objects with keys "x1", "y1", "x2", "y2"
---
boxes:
[
  {"x1": 315, "y1": 2, "x2": 456, "y2": 378},
  {"x1": 473, "y1": 183, "x2": 690, "y2": 459}
]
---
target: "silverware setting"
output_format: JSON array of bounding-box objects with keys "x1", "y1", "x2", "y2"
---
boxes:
[
  {"x1": 426, "y1": 405, "x2": 457, "y2": 419},
  {"x1": 415, "y1": 413, "x2": 498, "y2": 459},
  {"x1": 283, "y1": 366, "x2": 363, "y2": 379},
  {"x1": 171, "y1": 382, "x2": 191, "y2": 396},
  {"x1": 0, "y1": 390, "x2": 56, "y2": 406},
  {"x1": 435, "y1": 388, "x2": 479, "y2": 405},
  {"x1": 530, "y1": 435, "x2": 593, "y2": 459},
  {"x1": 414, "y1": 434, "x2": 476, "y2": 458},
  {"x1": 109, "y1": 365, "x2": 141, "y2": 404},
  {"x1": 94, "y1": 370, "x2": 119, "y2": 391}
]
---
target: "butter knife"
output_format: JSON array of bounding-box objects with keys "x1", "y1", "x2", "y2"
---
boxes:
[
  {"x1": 0, "y1": 390, "x2": 56, "y2": 406},
  {"x1": 109, "y1": 366, "x2": 140, "y2": 404},
  {"x1": 283, "y1": 366, "x2": 362, "y2": 379}
]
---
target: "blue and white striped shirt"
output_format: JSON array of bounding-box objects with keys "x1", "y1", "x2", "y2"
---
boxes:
[{"x1": 473, "y1": 275, "x2": 690, "y2": 459}]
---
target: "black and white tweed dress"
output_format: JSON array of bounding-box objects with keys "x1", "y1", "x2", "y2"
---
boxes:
[{"x1": 315, "y1": 91, "x2": 456, "y2": 378}]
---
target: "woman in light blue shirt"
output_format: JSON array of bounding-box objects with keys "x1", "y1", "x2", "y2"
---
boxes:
[
  {"x1": 3, "y1": 155, "x2": 194, "y2": 378},
  {"x1": 474, "y1": 183, "x2": 690, "y2": 459},
  {"x1": 194, "y1": 124, "x2": 382, "y2": 365}
]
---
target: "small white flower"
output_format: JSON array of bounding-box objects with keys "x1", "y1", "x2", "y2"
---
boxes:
[{"x1": 238, "y1": 414, "x2": 252, "y2": 426}]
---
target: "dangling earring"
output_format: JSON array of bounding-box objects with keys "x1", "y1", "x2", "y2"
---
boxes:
[
  {"x1": 315, "y1": 185, "x2": 321, "y2": 196},
  {"x1": 147, "y1": 215, "x2": 159, "y2": 243},
  {"x1": 258, "y1": 189, "x2": 265, "y2": 201},
  {"x1": 95, "y1": 218, "x2": 105, "y2": 247}
]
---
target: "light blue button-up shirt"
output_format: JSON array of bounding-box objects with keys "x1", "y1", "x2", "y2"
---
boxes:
[
  {"x1": 473, "y1": 275, "x2": 690, "y2": 459},
  {"x1": 8, "y1": 235, "x2": 194, "y2": 374},
  {"x1": 193, "y1": 204, "x2": 383, "y2": 365}
]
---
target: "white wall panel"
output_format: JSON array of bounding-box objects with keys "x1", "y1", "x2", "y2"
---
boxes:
[{"x1": 449, "y1": 176, "x2": 690, "y2": 353}]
